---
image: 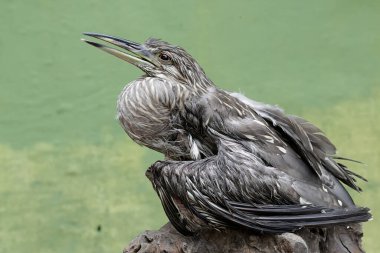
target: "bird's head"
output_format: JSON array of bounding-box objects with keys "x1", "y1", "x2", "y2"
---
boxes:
[{"x1": 82, "y1": 33, "x2": 213, "y2": 89}]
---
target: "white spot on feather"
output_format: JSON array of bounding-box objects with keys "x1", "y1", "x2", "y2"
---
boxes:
[
  {"x1": 254, "y1": 119, "x2": 266, "y2": 126},
  {"x1": 299, "y1": 197, "x2": 311, "y2": 204},
  {"x1": 245, "y1": 135, "x2": 257, "y2": 140},
  {"x1": 338, "y1": 200, "x2": 343, "y2": 206},
  {"x1": 263, "y1": 135, "x2": 274, "y2": 143},
  {"x1": 188, "y1": 135, "x2": 201, "y2": 160},
  {"x1": 277, "y1": 146, "x2": 287, "y2": 154},
  {"x1": 322, "y1": 185, "x2": 328, "y2": 192},
  {"x1": 187, "y1": 191, "x2": 195, "y2": 201}
]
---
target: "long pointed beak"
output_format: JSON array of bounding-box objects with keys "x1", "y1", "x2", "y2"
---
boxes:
[{"x1": 81, "y1": 32, "x2": 155, "y2": 69}]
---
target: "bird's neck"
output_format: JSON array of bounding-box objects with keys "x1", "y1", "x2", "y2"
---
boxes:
[
  {"x1": 149, "y1": 73, "x2": 215, "y2": 96},
  {"x1": 184, "y1": 75, "x2": 216, "y2": 95}
]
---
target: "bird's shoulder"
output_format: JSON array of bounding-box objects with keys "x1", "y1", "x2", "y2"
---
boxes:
[{"x1": 185, "y1": 88, "x2": 281, "y2": 144}]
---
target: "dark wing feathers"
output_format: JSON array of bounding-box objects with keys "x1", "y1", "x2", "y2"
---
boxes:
[
  {"x1": 228, "y1": 201, "x2": 331, "y2": 215},
  {"x1": 150, "y1": 156, "x2": 371, "y2": 234},
  {"x1": 187, "y1": 174, "x2": 370, "y2": 233},
  {"x1": 290, "y1": 115, "x2": 336, "y2": 155},
  {"x1": 147, "y1": 167, "x2": 193, "y2": 236},
  {"x1": 185, "y1": 177, "x2": 302, "y2": 233},
  {"x1": 264, "y1": 110, "x2": 362, "y2": 191},
  {"x1": 231, "y1": 93, "x2": 365, "y2": 191},
  {"x1": 334, "y1": 156, "x2": 363, "y2": 164},
  {"x1": 157, "y1": 187, "x2": 193, "y2": 236},
  {"x1": 338, "y1": 163, "x2": 368, "y2": 182}
]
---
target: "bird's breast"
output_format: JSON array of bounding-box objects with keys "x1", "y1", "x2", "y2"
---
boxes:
[{"x1": 116, "y1": 77, "x2": 192, "y2": 158}]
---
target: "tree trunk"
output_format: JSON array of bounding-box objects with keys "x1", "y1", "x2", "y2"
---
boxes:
[{"x1": 123, "y1": 223, "x2": 364, "y2": 253}]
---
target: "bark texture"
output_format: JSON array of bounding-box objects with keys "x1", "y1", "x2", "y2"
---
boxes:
[{"x1": 123, "y1": 223, "x2": 364, "y2": 253}]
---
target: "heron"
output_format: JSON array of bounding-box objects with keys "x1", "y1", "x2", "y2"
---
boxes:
[{"x1": 82, "y1": 33, "x2": 371, "y2": 238}]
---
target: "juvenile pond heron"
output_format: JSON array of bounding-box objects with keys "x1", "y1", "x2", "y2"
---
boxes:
[{"x1": 82, "y1": 33, "x2": 371, "y2": 236}]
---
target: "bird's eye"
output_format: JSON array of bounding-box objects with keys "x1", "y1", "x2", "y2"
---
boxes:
[{"x1": 159, "y1": 53, "x2": 171, "y2": 62}]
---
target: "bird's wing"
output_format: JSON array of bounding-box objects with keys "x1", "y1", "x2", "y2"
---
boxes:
[
  {"x1": 184, "y1": 89, "x2": 364, "y2": 193},
  {"x1": 146, "y1": 167, "x2": 194, "y2": 236},
  {"x1": 147, "y1": 152, "x2": 371, "y2": 234},
  {"x1": 229, "y1": 92, "x2": 366, "y2": 192}
]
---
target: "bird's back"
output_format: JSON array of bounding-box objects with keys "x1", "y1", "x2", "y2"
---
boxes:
[{"x1": 180, "y1": 88, "x2": 361, "y2": 208}]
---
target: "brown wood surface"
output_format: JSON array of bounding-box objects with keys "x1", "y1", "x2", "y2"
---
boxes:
[{"x1": 123, "y1": 223, "x2": 364, "y2": 253}]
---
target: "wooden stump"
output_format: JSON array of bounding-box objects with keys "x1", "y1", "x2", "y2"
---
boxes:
[{"x1": 123, "y1": 223, "x2": 364, "y2": 253}]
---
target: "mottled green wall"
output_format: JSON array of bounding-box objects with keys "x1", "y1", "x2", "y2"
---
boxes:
[{"x1": 0, "y1": 0, "x2": 379, "y2": 252}]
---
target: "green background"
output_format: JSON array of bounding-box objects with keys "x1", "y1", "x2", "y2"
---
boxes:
[{"x1": 1, "y1": 0, "x2": 379, "y2": 252}]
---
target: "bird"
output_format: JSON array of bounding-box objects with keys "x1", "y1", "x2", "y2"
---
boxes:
[{"x1": 82, "y1": 33, "x2": 371, "y2": 237}]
